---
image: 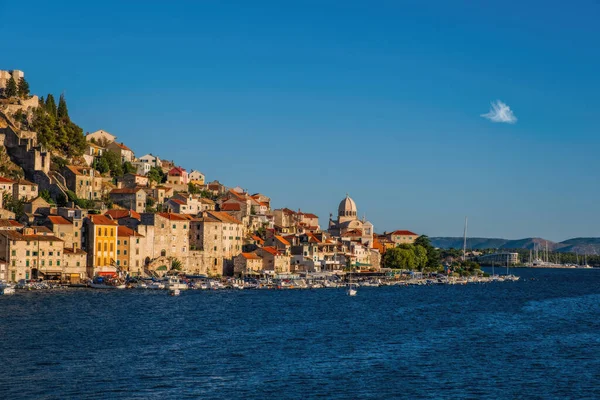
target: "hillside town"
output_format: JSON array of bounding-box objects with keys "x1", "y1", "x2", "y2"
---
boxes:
[{"x1": 0, "y1": 70, "x2": 421, "y2": 284}]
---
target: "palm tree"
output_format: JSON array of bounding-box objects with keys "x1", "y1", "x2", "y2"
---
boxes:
[{"x1": 169, "y1": 258, "x2": 183, "y2": 275}]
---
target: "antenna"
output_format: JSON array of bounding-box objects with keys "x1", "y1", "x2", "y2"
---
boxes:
[{"x1": 462, "y1": 216, "x2": 468, "y2": 262}]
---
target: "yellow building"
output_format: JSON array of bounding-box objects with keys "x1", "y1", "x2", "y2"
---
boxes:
[{"x1": 84, "y1": 215, "x2": 118, "y2": 277}]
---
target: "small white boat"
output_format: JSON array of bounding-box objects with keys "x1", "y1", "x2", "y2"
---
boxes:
[
  {"x1": 146, "y1": 281, "x2": 165, "y2": 290},
  {"x1": 169, "y1": 288, "x2": 181, "y2": 296},
  {"x1": 165, "y1": 276, "x2": 188, "y2": 290},
  {"x1": 1, "y1": 286, "x2": 15, "y2": 295},
  {"x1": 347, "y1": 287, "x2": 357, "y2": 296}
]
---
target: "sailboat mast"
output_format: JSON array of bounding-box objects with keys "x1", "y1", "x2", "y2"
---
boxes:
[{"x1": 462, "y1": 216, "x2": 468, "y2": 262}]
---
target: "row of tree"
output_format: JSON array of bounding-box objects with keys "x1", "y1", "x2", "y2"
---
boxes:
[
  {"x1": 33, "y1": 94, "x2": 87, "y2": 158},
  {"x1": 1, "y1": 77, "x2": 30, "y2": 99}
]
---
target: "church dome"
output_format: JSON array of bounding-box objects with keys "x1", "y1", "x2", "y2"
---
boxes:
[{"x1": 338, "y1": 194, "x2": 357, "y2": 217}]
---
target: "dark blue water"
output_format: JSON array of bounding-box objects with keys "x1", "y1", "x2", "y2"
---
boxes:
[{"x1": 1, "y1": 268, "x2": 600, "y2": 399}]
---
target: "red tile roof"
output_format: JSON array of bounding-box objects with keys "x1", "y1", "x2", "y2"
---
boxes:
[
  {"x1": 89, "y1": 215, "x2": 118, "y2": 226},
  {"x1": 389, "y1": 230, "x2": 418, "y2": 236},
  {"x1": 104, "y1": 209, "x2": 141, "y2": 220},
  {"x1": 157, "y1": 212, "x2": 189, "y2": 221},
  {"x1": 168, "y1": 167, "x2": 186, "y2": 176},
  {"x1": 241, "y1": 252, "x2": 262, "y2": 260},
  {"x1": 117, "y1": 225, "x2": 144, "y2": 237},
  {"x1": 261, "y1": 246, "x2": 281, "y2": 256},
  {"x1": 301, "y1": 213, "x2": 318, "y2": 219},
  {"x1": 169, "y1": 199, "x2": 186, "y2": 205},
  {"x1": 274, "y1": 235, "x2": 290, "y2": 246},
  {"x1": 110, "y1": 188, "x2": 144, "y2": 194},
  {"x1": 114, "y1": 142, "x2": 132, "y2": 151},
  {"x1": 0, "y1": 176, "x2": 14, "y2": 183},
  {"x1": 221, "y1": 203, "x2": 241, "y2": 211},
  {"x1": 207, "y1": 211, "x2": 242, "y2": 225},
  {"x1": 47, "y1": 216, "x2": 72, "y2": 225},
  {"x1": 251, "y1": 235, "x2": 264, "y2": 244}
]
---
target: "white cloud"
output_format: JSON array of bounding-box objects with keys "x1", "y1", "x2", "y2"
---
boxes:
[{"x1": 481, "y1": 100, "x2": 517, "y2": 124}]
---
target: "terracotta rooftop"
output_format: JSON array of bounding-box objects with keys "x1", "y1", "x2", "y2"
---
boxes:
[
  {"x1": 117, "y1": 225, "x2": 144, "y2": 237},
  {"x1": 274, "y1": 235, "x2": 291, "y2": 246},
  {"x1": 110, "y1": 188, "x2": 144, "y2": 194},
  {"x1": 207, "y1": 211, "x2": 242, "y2": 225},
  {"x1": 89, "y1": 215, "x2": 118, "y2": 226},
  {"x1": 0, "y1": 176, "x2": 14, "y2": 184},
  {"x1": 261, "y1": 246, "x2": 281, "y2": 256},
  {"x1": 221, "y1": 203, "x2": 241, "y2": 211},
  {"x1": 389, "y1": 230, "x2": 418, "y2": 236},
  {"x1": 157, "y1": 212, "x2": 189, "y2": 221},
  {"x1": 47, "y1": 216, "x2": 72, "y2": 225},
  {"x1": 241, "y1": 252, "x2": 262, "y2": 260},
  {"x1": 104, "y1": 209, "x2": 141, "y2": 220}
]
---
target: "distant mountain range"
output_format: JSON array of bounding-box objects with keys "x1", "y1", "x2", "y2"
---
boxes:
[{"x1": 430, "y1": 237, "x2": 600, "y2": 255}]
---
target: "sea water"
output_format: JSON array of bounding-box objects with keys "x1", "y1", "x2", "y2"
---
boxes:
[{"x1": 1, "y1": 268, "x2": 599, "y2": 399}]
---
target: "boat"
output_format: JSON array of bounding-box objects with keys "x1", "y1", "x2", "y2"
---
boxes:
[
  {"x1": 165, "y1": 276, "x2": 188, "y2": 290},
  {"x1": 347, "y1": 275, "x2": 357, "y2": 296},
  {"x1": 169, "y1": 288, "x2": 181, "y2": 296},
  {"x1": 1, "y1": 283, "x2": 15, "y2": 295},
  {"x1": 89, "y1": 276, "x2": 126, "y2": 289}
]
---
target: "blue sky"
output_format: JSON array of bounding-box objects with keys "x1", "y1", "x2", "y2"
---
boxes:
[{"x1": 2, "y1": 0, "x2": 599, "y2": 241}]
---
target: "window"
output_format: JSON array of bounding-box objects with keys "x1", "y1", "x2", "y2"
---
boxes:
[
  {"x1": 41, "y1": 260, "x2": 45, "y2": 266},
  {"x1": 117, "y1": 240, "x2": 120, "y2": 245},
  {"x1": 49, "y1": 252, "x2": 54, "y2": 256},
  {"x1": 104, "y1": 228, "x2": 107, "y2": 236},
  {"x1": 124, "y1": 260, "x2": 127, "y2": 266},
  {"x1": 110, "y1": 243, "x2": 114, "y2": 251},
  {"x1": 75, "y1": 232, "x2": 78, "y2": 237},
  {"x1": 213, "y1": 246, "x2": 217, "y2": 251},
  {"x1": 124, "y1": 240, "x2": 127, "y2": 245},
  {"x1": 117, "y1": 250, "x2": 120, "y2": 255},
  {"x1": 97, "y1": 227, "x2": 102, "y2": 235},
  {"x1": 11, "y1": 250, "x2": 15, "y2": 256},
  {"x1": 26, "y1": 260, "x2": 29, "y2": 267},
  {"x1": 183, "y1": 225, "x2": 187, "y2": 229},
  {"x1": 124, "y1": 250, "x2": 127, "y2": 255},
  {"x1": 57, "y1": 261, "x2": 60, "y2": 266},
  {"x1": 136, "y1": 238, "x2": 139, "y2": 244},
  {"x1": 97, "y1": 257, "x2": 101, "y2": 265},
  {"x1": 12, "y1": 260, "x2": 15, "y2": 266},
  {"x1": 76, "y1": 262, "x2": 80, "y2": 267},
  {"x1": 104, "y1": 243, "x2": 107, "y2": 251},
  {"x1": 49, "y1": 261, "x2": 52, "y2": 266},
  {"x1": 111, "y1": 229, "x2": 114, "y2": 236},
  {"x1": 172, "y1": 224, "x2": 176, "y2": 229}
]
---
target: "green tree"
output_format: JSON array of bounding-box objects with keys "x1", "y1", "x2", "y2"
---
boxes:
[
  {"x1": 414, "y1": 245, "x2": 428, "y2": 271},
  {"x1": 3, "y1": 194, "x2": 24, "y2": 219},
  {"x1": 5, "y1": 77, "x2": 17, "y2": 98},
  {"x1": 123, "y1": 161, "x2": 136, "y2": 175},
  {"x1": 17, "y1": 77, "x2": 30, "y2": 98},
  {"x1": 147, "y1": 166, "x2": 165, "y2": 184},
  {"x1": 57, "y1": 93, "x2": 69, "y2": 120},
  {"x1": 169, "y1": 258, "x2": 183, "y2": 275},
  {"x1": 45, "y1": 94, "x2": 57, "y2": 117},
  {"x1": 40, "y1": 189, "x2": 55, "y2": 204},
  {"x1": 188, "y1": 182, "x2": 200, "y2": 194},
  {"x1": 95, "y1": 151, "x2": 123, "y2": 177},
  {"x1": 383, "y1": 247, "x2": 417, "y2": 270},
  {"x1": 415, "y1": 235, "x2": 442, "y2": 270}
]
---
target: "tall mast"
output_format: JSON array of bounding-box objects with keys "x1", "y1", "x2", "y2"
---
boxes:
[{"x1": 462, "y1": 216, "x2": 468, "y2": 262}]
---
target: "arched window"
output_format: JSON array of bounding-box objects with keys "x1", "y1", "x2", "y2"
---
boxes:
[{"x1": 160, "y1": 249, "x2": 166, "y2": 257}]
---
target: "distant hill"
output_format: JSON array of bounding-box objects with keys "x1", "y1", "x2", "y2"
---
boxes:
[{"x1": 430, "y1": 237, "x2": 600, "y2": 254}]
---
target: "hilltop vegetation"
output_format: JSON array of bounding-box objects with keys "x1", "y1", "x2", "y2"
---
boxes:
[{"x1": 31, "y1": 94, "x2": 87, "y2": 158}]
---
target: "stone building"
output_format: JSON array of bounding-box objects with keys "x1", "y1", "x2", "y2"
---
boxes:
[
  {"x1": 12, "y1": 179, "x2": 38, "y2": 201},
  {"x1": 233, "y1": 252, "x2": 263, "y2": 276},
  {"x1": 44, "y1": 215, "x2": 77, "y2": 249},
  {"x1": 63, "y1": 166, "x2": 104, "y2": 201},
  {"x1": 138, "y1": 212, "x2": 191, "y2": 264},
  {"x1": 107, "y1": 141, "x2": 134, "y2": 163},
  {"x1": 258, "y1": 246, "x2": 291, "y2": 273},
  {"x1": 116, "y1": 225, "x2": 146, "y2": 276},
  {"x1": 63, "y1": 248, "x2": 87, "y2": 283},
  {"x1": 0, "y1": 229, "x2": 64, "y2": 282},
  {"x1": 328, "y1": 194, "x2": 374, "y2": 248},
  {"x1": 189, "y1": 211, "x2": 243, "y2": 276},
  {"x1": 383, "y1": 230, "x2": 419, "y2": 245},
  {"x1": 109, "y1": 187, "x2": 146, "y2": 213}
]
